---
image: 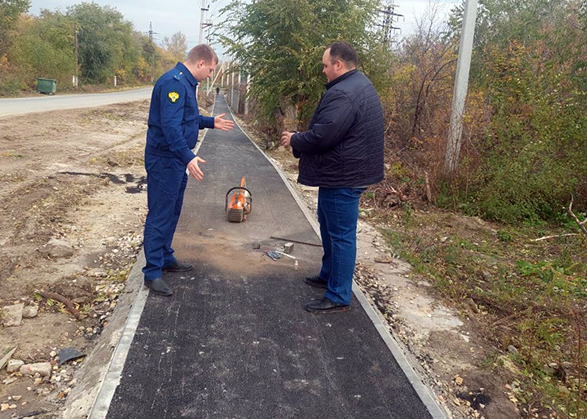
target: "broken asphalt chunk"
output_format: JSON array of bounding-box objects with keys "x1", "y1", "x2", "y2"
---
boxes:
[{"x1": 58, "y1": 347, "x2": 86, "y2": 366}]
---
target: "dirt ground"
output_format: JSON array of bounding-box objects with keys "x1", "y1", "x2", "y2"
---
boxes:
[
  {"x1": 0, "y1": 102, "x2": 149, "y2": 418},
  {"x1": 0, "y1": 99, "x2": 522, "y2": 419}
]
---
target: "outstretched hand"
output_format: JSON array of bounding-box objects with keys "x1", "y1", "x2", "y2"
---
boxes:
[
  {"x1": 214, "y1": 113, "x2": 235, "y2": 131},
  {"x1": 187, "y1": 156, "x2": 207, "y2": 181}
]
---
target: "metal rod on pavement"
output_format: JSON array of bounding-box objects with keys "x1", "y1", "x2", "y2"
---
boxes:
[{"x1": 269, "y1": 236, "x2": 322, "y2": 247}]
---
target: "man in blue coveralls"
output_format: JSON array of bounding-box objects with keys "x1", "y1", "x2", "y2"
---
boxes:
[{"x1": 143, "y1": 44, "x2": 234, "y2": 296}]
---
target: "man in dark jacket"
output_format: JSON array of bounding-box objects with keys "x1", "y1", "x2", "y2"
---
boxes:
[{"x1": 281, "y1": 41, "x2": 384, "y2": 313}]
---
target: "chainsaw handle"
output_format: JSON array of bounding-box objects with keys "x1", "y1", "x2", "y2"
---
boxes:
[{"x1": 225, "y1": 187, "x2": 253, "y2": 213}]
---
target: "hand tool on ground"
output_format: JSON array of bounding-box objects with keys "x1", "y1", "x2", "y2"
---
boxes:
[
  {"x1": 273, "y1": 250, "x2": 296, "y2": 259},
  {"x1": 225, "y1": 177, "x2": 252, "y2": 222},
  {"x1": 266, "y1": 250, "x2": 282, "y2": 261},
  {"x1": 269, "y1": 236, "x2": 322, "y2": 247}
]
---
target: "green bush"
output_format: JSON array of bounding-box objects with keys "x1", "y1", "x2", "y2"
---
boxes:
[
  {"x1": 443, "y1": 34, "x2": 587, "y2": 223},
  {"x1": 0, "y1": 68, "x2": 27, "y2": 95}
]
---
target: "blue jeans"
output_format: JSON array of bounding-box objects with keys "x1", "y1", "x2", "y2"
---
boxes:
[
  {"x1": 142, "y1": 153, "x2": 186, "y2": 281},
  {"x1": 317, "y1": 187, "x2": 365, "y2": 305}
]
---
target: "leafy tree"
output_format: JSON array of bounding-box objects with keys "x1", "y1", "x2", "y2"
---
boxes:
[
  {"x1": 0, "y1": 0, "x2": 29, "y2": 27},
  {"x1": 136, "y1": 32, "x2": 174, "y2": 82},
  {"x1": 156, "y1": 45, "x2": 178, "y2": 77},
  {"x1": 0, "y1": 0, "x2": 31, "y2": 54},
  {"x1": 9, "y1": 10, "x2": 75, "y2": 88},
  {"x1": 220, "y1": 0, "x2": 391, "y2": 127},
  {"x1": 0, "y1": 1, "x2": 169, "y2": 94},
  {"x1": 66, "y1": 2, "x2": 139, "y2": 84},
  {"x1": 441, "y1": 0, "x2": 587, "y2": 222},
  {"x1": 448, "y1": 0, "x2": 574, "y2": 79},
  {"x1": 132, "y1": 32, "x2": 153, "y2": 80},
  {"x1": 163, "y1": 32, "x2": 187, "y2": 63}
]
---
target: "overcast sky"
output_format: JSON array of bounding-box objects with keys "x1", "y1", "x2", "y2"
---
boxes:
[{"x1": 29, "y1": 0, "x2": 461, "y2": 58}]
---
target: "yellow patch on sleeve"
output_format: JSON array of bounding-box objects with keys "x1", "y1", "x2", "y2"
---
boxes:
[{"x1": 168, "y1": 91, "x2": 180, "y2": 103}]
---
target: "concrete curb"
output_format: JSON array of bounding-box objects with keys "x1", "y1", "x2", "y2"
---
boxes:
[
  {"x1": 60, "y1": 252, "x2": 146, "y2": 419},
  {"x1": 87, "y1": 252, "x2": 150, "y2": 419},
  {"x1": 227, "y1": 109, "x2": 449, "y2": 419}
]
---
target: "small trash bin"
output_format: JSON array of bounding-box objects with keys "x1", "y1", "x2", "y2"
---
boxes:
[{"x1": 37, "y1": 78, "x2": 57, "y2": 95}]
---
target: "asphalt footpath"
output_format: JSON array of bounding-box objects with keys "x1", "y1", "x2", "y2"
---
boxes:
[{"x1": 104, "y1": 94, "x2": 436, "y2": 419}]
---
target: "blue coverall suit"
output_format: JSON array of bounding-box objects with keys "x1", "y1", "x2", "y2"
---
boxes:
[{"x1": 142, "y1": 62, "x2": 215, "y2": 281}]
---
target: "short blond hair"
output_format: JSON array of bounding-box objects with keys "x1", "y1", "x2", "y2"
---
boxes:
[{"x1": 186, "y1": 44, "x2": 218, "y2": 65}]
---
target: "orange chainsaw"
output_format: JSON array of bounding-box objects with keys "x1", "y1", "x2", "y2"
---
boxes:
[{"x1": 225, "y1": 177, "x2": 252, "y2": 222}]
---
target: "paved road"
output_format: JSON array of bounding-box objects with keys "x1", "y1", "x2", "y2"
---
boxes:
[
  {"x1": 102, "y1": 94, "x2": 437, "y2": 419},
  {"x1": 0, "y1": 87, "x2": 152, "y2": 118}
]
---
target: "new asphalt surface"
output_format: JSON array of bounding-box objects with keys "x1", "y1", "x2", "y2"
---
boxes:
[{"x1": 105, "y1": 94, "x2": 433, "y2": 419}]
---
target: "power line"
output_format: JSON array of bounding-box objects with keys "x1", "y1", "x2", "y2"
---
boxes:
[{"x1": 377, "y1": 4, "x2": 403, "y2": 47}]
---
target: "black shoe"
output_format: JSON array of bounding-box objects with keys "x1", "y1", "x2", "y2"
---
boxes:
[
  {"x1": 162, "y1": 260, "x2": 193, "y2": 272},
  {"x1": 144, "y1": 278, "x2": 173, "y2": 296},
  {"x1": 304, "y1": 275, "x2": 328, "y2": 289},
  {"x1": 304, "y1": 297, "x2": 349, "y2": 313}
]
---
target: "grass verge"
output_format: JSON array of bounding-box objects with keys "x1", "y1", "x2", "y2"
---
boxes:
[{"x1": 365, "y1": 202, "x2": 587, "y2": 418}]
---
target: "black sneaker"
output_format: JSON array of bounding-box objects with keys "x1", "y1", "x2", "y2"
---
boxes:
[
  {"x1": 162, "y1": 261, "x2": 193, "y2": 272},
  {"x1": 304, "y1": 297, "x2": 349, "y2": 313},
  {"x1": 144, "y1": 278, "x2": 173, "y2": 296},
  {"x1": 304, "y1": 275, "x2": 328, "y2": 289}
]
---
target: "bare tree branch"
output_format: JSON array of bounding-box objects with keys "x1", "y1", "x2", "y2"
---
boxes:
[
  {"x1": 568, "y1": 197, "x2": 587, "y2": 237},
  {"x1": 38, "y1": 291, "x2": 81, "y2": 320},
  {"x1": 531, "y1": 233, "x2": 579, "y2": 242},
  {"x1": 425, "y1": 171, "x2": 432, "y2": 202}
]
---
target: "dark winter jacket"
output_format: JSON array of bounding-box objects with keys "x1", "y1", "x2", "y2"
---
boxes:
[{"x1": 290, "y1": 69, "x2": 384, "y2": 188}]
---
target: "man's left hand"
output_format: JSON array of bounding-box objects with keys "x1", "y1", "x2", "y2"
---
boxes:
[
  {"x1": 281, "y1": 131, "x2": 294, "y2": 148},
  {"x1": 214, "y1": 113, "x2": 235, "y2": 131}
]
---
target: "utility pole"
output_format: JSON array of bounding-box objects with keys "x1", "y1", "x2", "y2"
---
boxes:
[
  {"x1": 220, "y1": 62, "x2": 224, "y2": 87},
  {"x1": 445, "y1": 0, "x2": 479, "y2": 172},
  {"x1": 148, "y1": 22, "x2": 158, "y2": 83},
  {"x1": 244, "y1": 74, "x2": 251, "y2": 115},
  {"x1": 198, "y1": 0, "x2": 212, "y2": 44},
  {"x1": 230, "y1": 62, "x2": 235, "y2": 108},
  {"x1": 207, "y1": 61, "x2": 224, "y2": 93},
  {"x1": 196, "y1": 1, "x2": 212, "y2": 99},
  {"x1": 377, "y1": 4, "x2": 402, "y2": 47},
  {"x1": 74, "y1": 21, "x2": 79, "y2": 87}
]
